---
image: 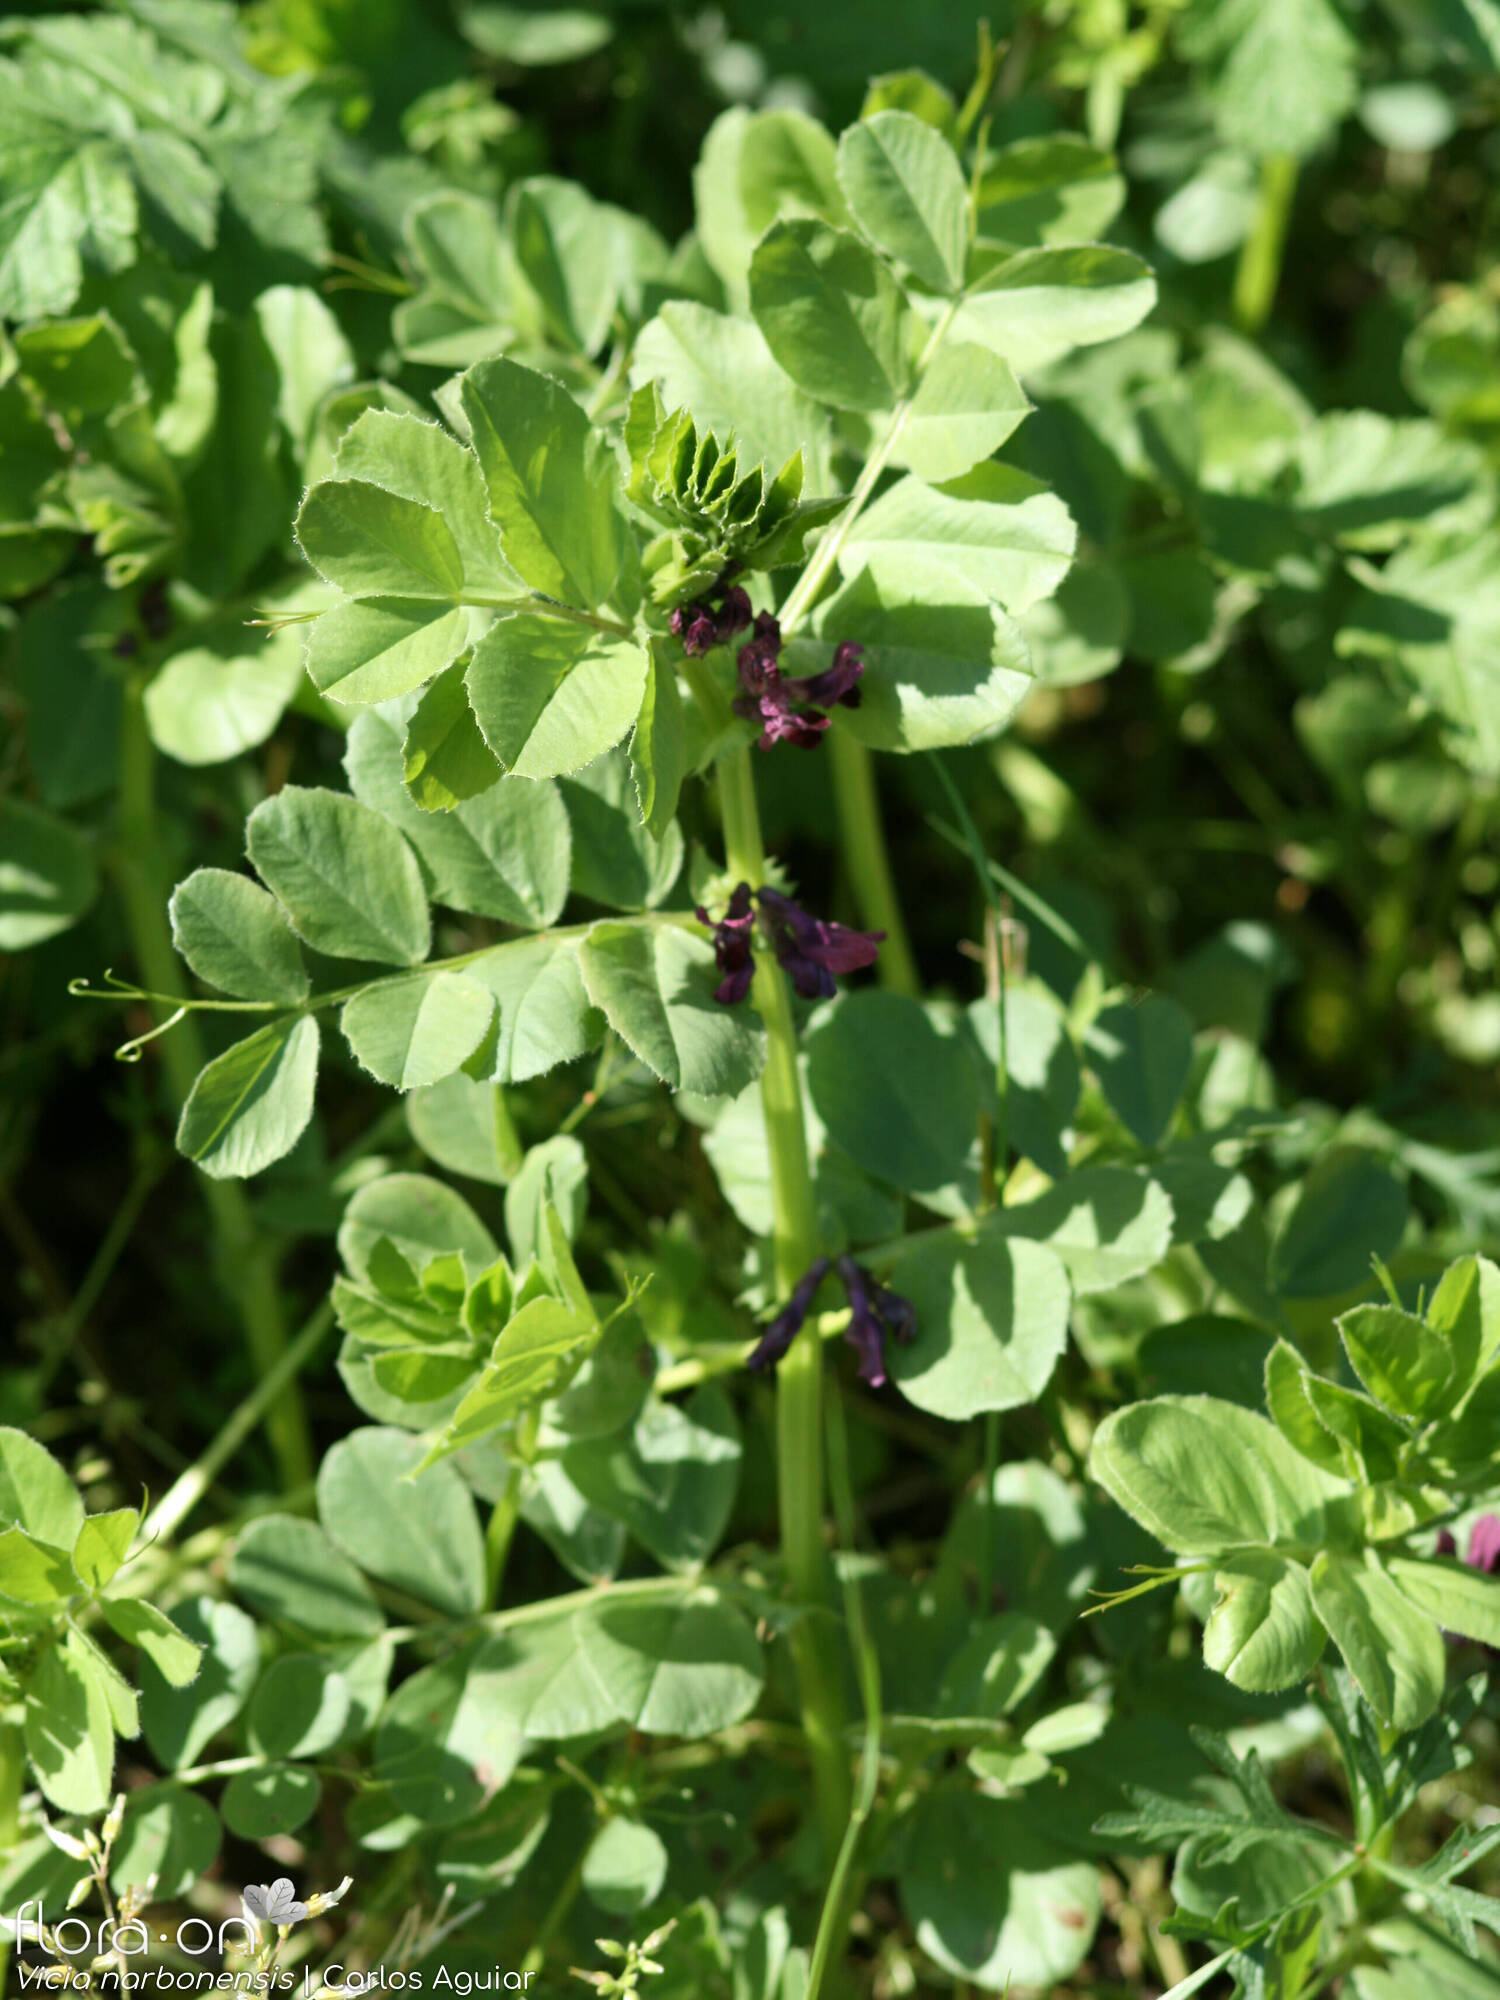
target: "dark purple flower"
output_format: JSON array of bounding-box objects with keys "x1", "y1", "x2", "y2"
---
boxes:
[
  {"x1": 716, "y1": 585, "x2": 753, "y2": 641},
  {"x1": 873, "y1": 1282, "x2": 917, "y2": 1347},
  {"x1": 757, "y1": 886, "x2": 884, "y2": 1000},
  {"x1": 746, "y1": 687, "x2": 829, "y2": 751},
  {"x1": 670, "y1": 601, "x2": 718, "y2": 656},
  {"x1": 748, "y1": 1257, "x2": 831, "y2": 1372},
  {"x1": 1437, "y1": 1528, "x2": 1458, "y2": 1558},
  {"x1": 835, "y1": 1257, "x2": 917, "y2": 1388},
  {"x1": 696, "y1": 881, "x2": 757, "y2": 1005},
  {"x1": 796, "y1": 641, "x2": 865, "y2": 711}
]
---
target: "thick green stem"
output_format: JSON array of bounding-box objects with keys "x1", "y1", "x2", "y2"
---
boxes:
[
  {"x1": 1233, "y1": 153, "x2": 1298, "y2": 334},
  {"x1": 114, "y1": 678, "x2": 312, "y2": 1492},
  {"x1": 0, "y1": 1711, "x2": 22, "y2": 1994},
  {"x1": 827, "y1": 732, "x2": 919, "y2": 996},
  {"x1": 719, "y1": 747, "x2": 851, "y2": 1861}
]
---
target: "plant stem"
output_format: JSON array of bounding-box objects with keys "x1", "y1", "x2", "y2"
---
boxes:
[
  {"x1": 140, "y1": 1299, "x2": 334, "y2": 1545},
  {"x1": 827, "y1": 732, "x2": 919, "y2": 996},
  {"x1": 718, "y1": 744, "x2": 851, "y2": 1861},
  {"x1": 113, "y1": 676, "x2": 312, "y2": 1492},
  {"x1": 805, "y1": 1381, "x2": 883, "y2": 2000},
  {"x1": 1233, "y1": 153, "x2": 1298, "y2": 334},
  {"x1": 0, "y1": 1710, "x2": 22, "y2": 1995}
]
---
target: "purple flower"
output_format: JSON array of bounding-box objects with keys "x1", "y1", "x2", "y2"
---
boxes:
[
  {"x1": 756, "y1": 886, "x2": 884, "y2": 1001},
  {"x1": 696, "y1": 881, "x2": 756, "y2": 1005},
  {"x1": 670, "y1": 602, "x2": 718, "y2": 656},
  {"x1": 716, "y1": 585, "x2": 753, "y2": 641},
  {"x1": 748, "y1": 1257, "x2": 831, "y2": 1372},
  {"x1": 698, "y1": 886, "x2": 883, "y2": 1005},
  {"x1": 836, "y1": 1257, "x2": 918, "y2": 1388},
  {"x1": 796, "y1": 641, "x2": 865, "y2": 711}
]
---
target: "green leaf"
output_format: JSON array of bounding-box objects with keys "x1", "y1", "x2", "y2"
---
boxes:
[
  {"x1": 564, "y1": 1388, "x2": 741, "y2": 1572},
  {"x1": 504, "y1": 1136, "x2": 589, "y2": 1272},
  {"x1": 298, "y1": 479, "x2": 465, "y2": 602},
  {"x1": 1269, "y1": 1151, "x2": 1410, "y2": 1300},
  {"x1": 887, "y1": 1233, "x2": 1071, "y2": 1420},
  {"x1": 345, "y1": 708, "x2": 571, "y2": 931},
  {"x1": 305, "y1": 596, "x2": 473, "y2": 706},
  {"x1": 583, "y1": 1818, "x2": 668, "y2": 1916},
  {"x1": 938, "y1": 1612, "x2": 1056, "y2": 1717},
  {"x1": 229, "y1": 1514, "x2": 385, "y2": 1639},
  {"x1": 340, "y1": 1173, "x2": 499, "y2": 1286},
  {"x1": 403, "y1": 662, "x2": 504, "y2": 810},
  {"x1": 0, "y1": 1428, "x2": 84, "y2": 1547},
  {"x1": 579, "y1": 922, "x2": 766, "y2": 1096},
  {"x1": 318, "y1": 1426, "x2": 485, "y2": 1618},
  {"x1": 561, "y1": 750, "x2": 683, "y2": 911},
  {"x1": 693, "y1": 105, "x2": 847, "y2": 306},
  {"x1": 836, "y1": 111, "x2": 968, "y2": 292},
  {"x1": 461, "y1": 356, "x2": 627, "y2": 609},
  {"x1": 246, "y1": 785, "x2": 430, "y2": 965},
  {"x1": 891, "y1": 342, "x2": 1032, "y2": 483},
  {"x1": 247, "y1": 1655, "x2": 351, "y2": 1761},
  {"x1": 630, "y1": 642, "x2": 687, "y2": 840},
  {"x1": 1192, "y1": 0, "x2": 1358, "y2": 159},
  {"x1": 138, "y1": 1596, "x2": 258, "y2": 1770},
  {"x1": 176, "y1": 1014, "x2": 319, "y2": 1181},
  {"x1": 1387, "y1": 1555, "x2": 1500, "y2": 1651},
  {"x1": 576, "y1": 1596, "x2": 764, "y2": 1738},
  {"x1": 221, "y1": 1763, "x2": 320, "y2": 1839},
  {"x1": 805, "y1": 991, "x2": 975, "y2": 1194},
  {"x1": 508, "y1": 175, "x2": 617, "y2": 356},
  {"x1": 466, "y1": 935, "x2": 605, "y2": 1083},
  {"x1": 110, "y1": 1788, "x2": 220, "y2": 1902},
  {"x1": 1338, "y1": 1303, "x2": 1456, "y2": 1420},
  {"x1": 1085, "y1": 995, "x2": 1196, "y2": 1150},
  {"x1": 334, "y1": 408, "x2": 520, "y2": 602},
  {"x1": 0, "y1": 797, "x2": 98, "y2": 950},
  {"x1": 0, "y1": 77, "x2": 141, "y2": 318},
  {"x1": 374, "y1": 1642, "x2": 524, "y2": 1824},
  {"x1": 801, "y1": 552, "x2": 1034, "y2": 752},
  {"x1": 24, "y1": 1633, "x2": 115, "y2": 1813},
  {"x1": 903, "y1": 1793, "x2": 1101, "y2": 1989},
  {"x1": 420, "y1": 1298, "x2": 597, "y2": 1469},
  {"x1": 145, "y1": 608, "x2": 310, "y2": 767},
  {"x1": 170, "y1": 869, "x2": 309, "y2": 1005},
  {"x1": 408, "y1": 1073, "x2": 523, "y2": 1187},
  {"x1": 968, "y1": 987, "x2": 1079, "y2": 1177},
  {"x1": 631, "y1": 304, "x2": 834, "y2": 490},
  {"x1": 467, "y1": 615, "x2": 649, "y2": 779},
  {"x1": 342, "y1": 972, "x2": 496, "y2": 1091},
  {"x1": 71, "y1": 1507, "x2": 138, "y2": 1591},
  {"x1": 1294, "y1": 414, "x2": 1484, "y2": 549},
  {"x1": 255, "y1": 284, "x2": 354, "y2": 450},
  {"x1": 1202, "y1": 1552, "x2": 1325, "y2": 1692},
  {"x1": 838, "y1": 467, "x2": 1073, "y2": 615},
  {"x1": 1089, "y1": 1396, "x2": 1353, "y2": 1556},
  {"x1": 952, "y1": 245, "x2": 1157, "y2": 374},
  {"x1": 99, "y1": 1597, "x2": 203, "y2": 1688},
  {"x1": 749, "y1": 220, "x2": 913, "y2": 412},
  {"x1": 1308, "y1": 1549, "x2": 1446, "y2": 1730},
  {"x1": 999, "y1": 1166, "x2": 1174, "y2": 1294},
  {"x1": 976, "y1": 135, "x2": 1126, "y2": 247},
  {"x1": 0, "y1": 1527, "x2": 76, "y2": 1605}
]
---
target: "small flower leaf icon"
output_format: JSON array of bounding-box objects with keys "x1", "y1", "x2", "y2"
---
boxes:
[{"x1": 242, "y1": 1879, "x2": 308, "y2": 1928}]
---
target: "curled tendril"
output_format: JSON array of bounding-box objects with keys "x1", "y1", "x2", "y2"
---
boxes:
[{"x1": 112, "y1": 1007, "x2": 190, "y2": 1064}]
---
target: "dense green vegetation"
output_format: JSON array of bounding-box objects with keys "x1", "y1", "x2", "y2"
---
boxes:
[{"x1": 4, "y1": 3, "x2": 1500, "y2": 1996}]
